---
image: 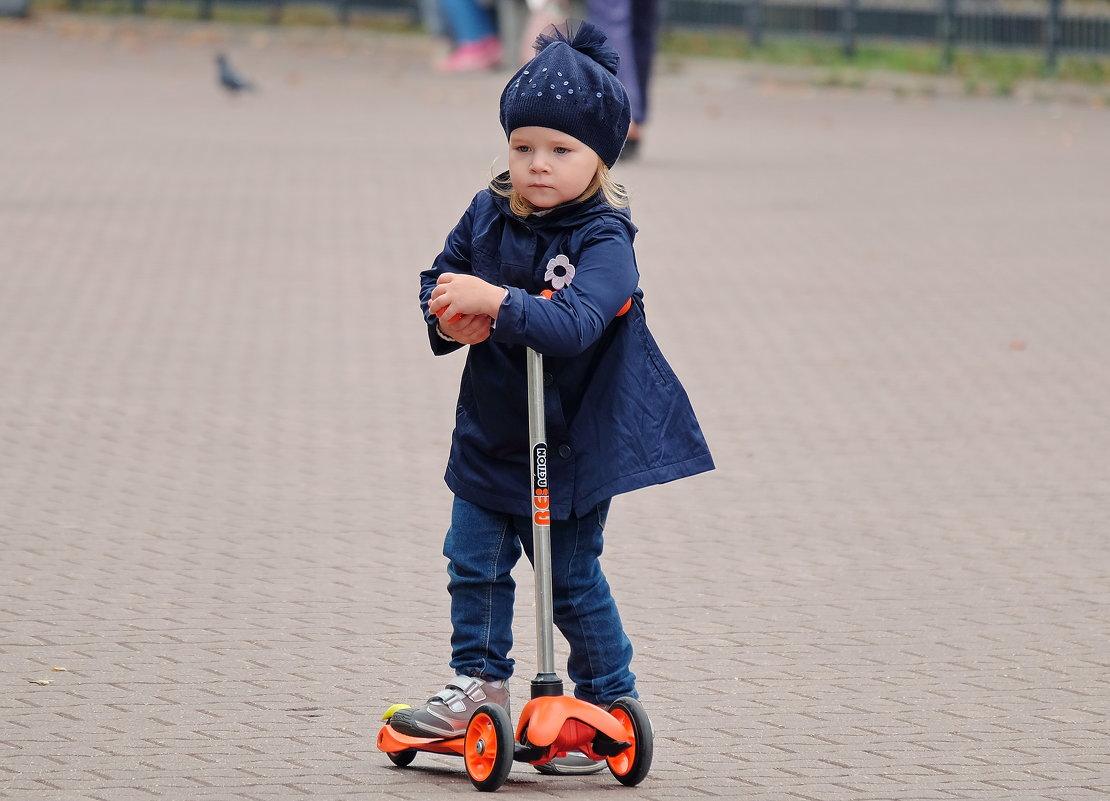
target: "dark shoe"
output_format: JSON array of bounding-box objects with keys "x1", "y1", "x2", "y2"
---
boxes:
[
  {"x1": 618, "y1": 137, "x2": 641, "y2": 162},
  {"x1": 533, "y1": 750, "x2": 607, "y2": 775}
]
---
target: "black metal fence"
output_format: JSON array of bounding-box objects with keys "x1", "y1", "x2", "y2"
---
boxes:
[
  {"x1": 54, "y1": 0, "x2": 1110, "y2": 68},
  {"x1": 62, "y1": 0, "x2": 420, "y2": 25},
  {"x1": 666, "y1": 0, "x2": 1110, "y2": 66}
]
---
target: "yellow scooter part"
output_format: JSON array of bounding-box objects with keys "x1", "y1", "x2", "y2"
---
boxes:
[{"x1": 381, "y1": 703, "x2": 411, "y2": 722}]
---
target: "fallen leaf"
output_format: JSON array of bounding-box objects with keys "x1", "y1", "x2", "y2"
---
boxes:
[{"x1": 29, "y1": 679, "x2": 52, "y2": 686}]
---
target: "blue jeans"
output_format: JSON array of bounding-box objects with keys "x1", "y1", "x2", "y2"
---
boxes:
[
  {"x1": 438, "y1": 0, "x2": 497, "y2": 45},
  {"x1": 443, "y1": 496, "x2": 637, "y2": 705}
]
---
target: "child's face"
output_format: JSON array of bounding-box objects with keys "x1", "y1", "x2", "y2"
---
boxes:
[{"x1": 508, "y1": 127, "x2": 600, "y2": 209}]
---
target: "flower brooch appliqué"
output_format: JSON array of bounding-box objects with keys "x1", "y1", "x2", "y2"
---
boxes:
[{"x1": 544, "y1": 254, "x2": 575, "y2": 290}]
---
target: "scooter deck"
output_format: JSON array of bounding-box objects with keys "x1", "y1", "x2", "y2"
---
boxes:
[
  {"x1": 377, "y1": 723, "x2": 466, "y2": 758},
  {"x1": 376, "y1": 697, "x2": 631, "y2": 764}
]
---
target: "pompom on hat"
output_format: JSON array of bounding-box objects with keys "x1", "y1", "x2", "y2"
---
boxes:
[{"x1": 499, "y1": 21, "x2": 632, "y2": 169}]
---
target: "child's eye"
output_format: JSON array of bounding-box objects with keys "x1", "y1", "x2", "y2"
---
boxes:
[
  {"x1": 514, "y1": 145, "x2": 531, "y2": 153},
  {"x1": 553, "y1": 147, "x2": 570, "y2": 155}
]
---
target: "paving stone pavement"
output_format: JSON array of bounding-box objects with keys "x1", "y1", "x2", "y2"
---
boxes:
[{"x1": 2, "y1": 13, "x2": 1109, "y2": 801}]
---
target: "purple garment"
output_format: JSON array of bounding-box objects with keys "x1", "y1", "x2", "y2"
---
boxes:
[{"x1": 586, "y1": 0, "x2": 661, "y2": 125}]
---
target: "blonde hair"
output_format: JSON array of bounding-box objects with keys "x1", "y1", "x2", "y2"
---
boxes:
[{"x1": 489, "y1": 160, "x2": 629, "y2": 218}]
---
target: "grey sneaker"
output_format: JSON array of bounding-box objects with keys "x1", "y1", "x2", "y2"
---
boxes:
[
  {"x1": 389, "y1": 676, "x2": 509, "y2": 738},
  {"x1": 534, "y1": 750, "x2": 607, "y2": 775}
]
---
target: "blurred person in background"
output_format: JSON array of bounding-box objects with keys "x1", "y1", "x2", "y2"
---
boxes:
[
  {"x1": 437, "y1": 0, "x2": 503, "y2": 72},
  {"x1": 518, "y1": 0, "x2": 570, "y2": 65},
  {"x1": 586, "y1": 0, "x2": 660, "y2": 159}
]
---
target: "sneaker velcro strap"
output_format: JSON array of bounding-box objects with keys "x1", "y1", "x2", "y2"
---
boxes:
[
  {"x1": 432, "y1": 677, "x2": 487, "y2": 712},
  {"x1": 448, "y1": 676, "x2": 487, "y2": 699}
]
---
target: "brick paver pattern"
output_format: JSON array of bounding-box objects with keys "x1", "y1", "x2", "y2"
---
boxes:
[{"x1": 2, "y1": 14, "x2": 1108, "y2": 801}]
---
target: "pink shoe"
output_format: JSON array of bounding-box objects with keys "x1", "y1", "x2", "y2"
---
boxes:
[{"x1": 437, "y1": 35, "x2": 502, "y2": 73}]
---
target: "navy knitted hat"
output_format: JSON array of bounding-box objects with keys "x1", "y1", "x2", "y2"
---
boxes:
[{"x1": 499, "y1": 21, "x2": 631, "y2": 169}]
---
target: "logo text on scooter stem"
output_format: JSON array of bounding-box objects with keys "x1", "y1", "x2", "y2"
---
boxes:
[{"x1": 532, "y1": 444, "x2": 550, "y2": 526}]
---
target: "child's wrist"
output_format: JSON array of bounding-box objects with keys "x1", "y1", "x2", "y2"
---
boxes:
[{"x1": 490, "y1": 287, "x2": 509, "y2": 319}]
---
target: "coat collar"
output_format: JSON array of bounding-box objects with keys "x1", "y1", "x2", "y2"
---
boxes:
[{"x1": 487, "y1": 173, "x2": 631, "y2": 232}]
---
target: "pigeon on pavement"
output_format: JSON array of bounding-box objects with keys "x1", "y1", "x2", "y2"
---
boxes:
[{"x1": 216, "y1": 53, "x2": 256, "y2": 93}]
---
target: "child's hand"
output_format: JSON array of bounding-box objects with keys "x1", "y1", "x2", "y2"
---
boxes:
[
  {"x1": 439, "y1": 313, "x2": 492, "y2": 345},
  {"x1": 430, "y1": 273, "x2": 508, "y2": 323}
]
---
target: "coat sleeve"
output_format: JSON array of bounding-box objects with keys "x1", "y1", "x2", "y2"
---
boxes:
[
  {"x1": 492, "y1": 220, "x2": 639, "y2": 358},
  {"x1": 419, "y1": 195, "x2": 481, "y2": 355}
]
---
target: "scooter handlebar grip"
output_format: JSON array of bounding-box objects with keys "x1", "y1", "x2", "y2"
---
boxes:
[{"x1": 434, "y1": 306, "x2": 464, "y2": 324}]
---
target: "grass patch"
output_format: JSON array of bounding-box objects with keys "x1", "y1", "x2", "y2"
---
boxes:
[{"x1": 660, "y1": 28, "x2": 1110, "y2": 92}]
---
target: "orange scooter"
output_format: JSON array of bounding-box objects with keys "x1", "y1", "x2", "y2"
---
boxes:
[{"x1": 377, "y1": 306, "x2": 652, "y2": 791}]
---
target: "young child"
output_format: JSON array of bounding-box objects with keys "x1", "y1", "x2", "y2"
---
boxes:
[{"x1": 390, "y1": 20, "x2": 714, "y2": 772}]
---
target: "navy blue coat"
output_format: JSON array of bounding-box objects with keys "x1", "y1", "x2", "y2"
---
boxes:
[{"x1": 420, "y1": 186, "x2": 714, "y2": 520}]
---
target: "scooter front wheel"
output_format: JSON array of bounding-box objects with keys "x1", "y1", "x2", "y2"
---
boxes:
[
  {"x1": 606, "y1": 697, "x2": 653, "y2": 786},
  {"x1": 464, "y1": 703, "x2": 514, "y2": 792}
]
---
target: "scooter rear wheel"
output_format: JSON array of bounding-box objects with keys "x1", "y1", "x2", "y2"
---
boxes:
[
  {"x1": 606, "y1": 697, "x2": 653, "y2": 786},
  {"x1": 386, "y1": 748, "x2": 416, "y2": 767},
  {"x1": 464, "y1": 703, "x2": 514, "y2": 792}
]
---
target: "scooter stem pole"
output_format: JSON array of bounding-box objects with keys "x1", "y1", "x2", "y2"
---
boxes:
[{"x1": 527, "y1": 347, "x2": 558, "y2": 684}]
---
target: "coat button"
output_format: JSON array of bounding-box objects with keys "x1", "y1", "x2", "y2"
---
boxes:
[
  {"x1": 558, "y1": 444, "x2": 572, "y2": 459},
  {"x1": 543, "y1": 372, "x2": 553, "y2": 387}
]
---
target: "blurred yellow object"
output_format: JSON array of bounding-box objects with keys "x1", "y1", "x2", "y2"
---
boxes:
[{"x1": 381, "y1": 703, "x2": 411, "y2": 722}]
